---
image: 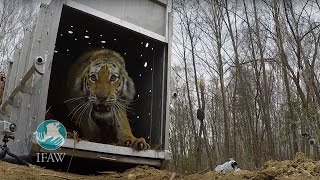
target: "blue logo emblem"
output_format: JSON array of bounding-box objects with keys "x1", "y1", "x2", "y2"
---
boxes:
[{"x1": 35, "y1": 120, "x2": 67, "y2": 151}]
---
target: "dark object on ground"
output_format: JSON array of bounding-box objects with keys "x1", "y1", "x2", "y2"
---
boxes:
[{"x1": 0, "y1": 134, "x2": 32, "y2": 166}]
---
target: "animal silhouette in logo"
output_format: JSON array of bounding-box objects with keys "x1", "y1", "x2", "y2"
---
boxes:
[{"x1": 36, "y1": 120, "x2": 67, "y2": 150}]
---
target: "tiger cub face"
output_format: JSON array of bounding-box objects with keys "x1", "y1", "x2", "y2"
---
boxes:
[
  {"x1": 71, "y1": 49, "x2": 135, "y2": 126},
  {"x1": 65, "y1": 49, "x2": 150, "y2": 150},
  {"x1": 87, "y1": 61, "x2": 123, "y2": 121}
]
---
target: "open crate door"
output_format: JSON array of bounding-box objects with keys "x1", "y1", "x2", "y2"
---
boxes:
[
  {"x1": 23, "y1": 0, "x2": 172, "y2": 168},
  {"x1": 3, "y1": 0, "x2": 64, "y2": 156}
]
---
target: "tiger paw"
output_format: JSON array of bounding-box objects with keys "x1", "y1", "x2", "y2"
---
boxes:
[
  {"x1": 123, "y1": 137, "x2": 150, "y2": 150},
  {"x1": 124, "y1": 140, "x2": 132, "y2": 147},
  {"x1": 132, "y1": 138, "x2": 150, "y2": 151}
]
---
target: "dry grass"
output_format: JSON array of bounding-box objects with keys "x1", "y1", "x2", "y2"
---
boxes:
[{"x1": 0, "y1": 152, "x2": 319, "y2": 180}]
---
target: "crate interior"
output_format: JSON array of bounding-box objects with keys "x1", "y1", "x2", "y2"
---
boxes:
[{"x1": 46, "y1": 5, "x2": 167, "y2": 149}]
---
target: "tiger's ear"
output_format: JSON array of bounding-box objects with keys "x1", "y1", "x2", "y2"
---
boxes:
[
  {"x1": 120, "y1": 76, "x2": 135, "y2": 101},
  {"x1": 112, "y1": 51, "x2": 125, "y2": 68}
]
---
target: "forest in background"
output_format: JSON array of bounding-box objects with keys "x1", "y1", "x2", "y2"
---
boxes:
[
  {"x1": 0, "y1": 0, "x2": 36, "y2": 71},
  {"x1": 1, "y1": 0, "x2": 320, "y2": 175},
  {"x1": 170, "y1": 0, "x2": 320, "y2": 173}
]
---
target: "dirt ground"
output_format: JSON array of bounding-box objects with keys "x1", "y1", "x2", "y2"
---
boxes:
[{"x1": 0, "y1": 152, "x2": 319, "y2": 180}]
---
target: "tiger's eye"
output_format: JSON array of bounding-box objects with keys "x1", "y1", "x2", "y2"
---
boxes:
[
  {"x1": 90, "y1": 74, "x2": 97, "y2": 81},
  {"x1": 110, "y1": 74, "x2": 118, "y2": 82}
]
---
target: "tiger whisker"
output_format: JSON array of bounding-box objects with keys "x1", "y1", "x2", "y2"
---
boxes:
[
  {"x1": 113, "y1": 103, "x2": 122, "y2": 112},
  {"x1": 117, "y1": 99, "x2": 136, "y2": 108},
  {"x1": 117, "y1": 100, "x2": 133, "y2": 104},
  {"x1": 77, "y1": 103, "x2": 91, "y2": 126},
  {"x1": 70, "y1": 102, "x2": 88, "y2": 121},
  {"x1": 117, "y1": 98, "x2": 136, "y2": 104},
  {"x1": 79, "y1": 102, "x2": 90, "y2": 118},
  {"x1": 104, "y1": 100, "x2": 117, "y2": 104},
  {"x1": 116, "y1": 101, "x2": 135, "y2": 112},
  {"x1": 84, "y1": 104, "x2": 93, "y2": 127},
  {"x1": 114, "y1": 104, "x2": 134, "y2": 121},
  {"x1": 115, "y1": 103, "x2": 130, "y2": 113},
  {"x1": 78, "y1": 103, "x2": 91, "y2": 126},
  {"x1": 71, "y1": 102, "x2": 89, "y2": 122},
  {"x1": 64, "y1": 96, "x2": 87, "y2": 103},
  {"x1": 107, "y1": 98, "x2": 117, "y2": 102},
  {"x1": 121, "y1": 103, "x2": 135, "y2": 111},
  {"x1": 118, "y1": 97, "x2": 139, "y2": 102},
  {"x1": 68, "y1": 102, "x2": 86, "y2": 117}
]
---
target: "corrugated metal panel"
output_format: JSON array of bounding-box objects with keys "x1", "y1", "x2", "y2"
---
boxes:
[
  {"x1": 71, "y1": 0, "x2": 167, "y2": 36},
  {"x1": 4, "y1": 0, "x2": 172, "y2": 166}
]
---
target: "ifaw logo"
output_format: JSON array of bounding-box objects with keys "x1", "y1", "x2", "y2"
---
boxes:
[
  {"x1": 36, "y1": 152, "x2": 65, "y2": 163},
  {"x1": 34, "y1": 119, "x2": 67, "y2": 163}
]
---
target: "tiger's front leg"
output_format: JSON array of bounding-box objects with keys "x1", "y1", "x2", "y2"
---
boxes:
[{"x1": 115, "y1": 109, "x2": 150, "y2": 150}]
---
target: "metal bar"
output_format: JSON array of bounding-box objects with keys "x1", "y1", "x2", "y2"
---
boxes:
[
  {"x1": 164, "y1": 0, "x2": 172, "y2": 41},
  {"x1": 97, "y1": 155, "x2": 117, "y2": 161},
  {"x1": 24, "y1": 3, "x2": 50, "y2": 133},
  {"x1": 163, "y1": 12, "x2": 173, "y2": 151},
  {"x1": 8, "y1": 64, "x2": 35, "y2": 99},
  {"x1": 61, "y1": 139, "x2": 167, "y2": 159},
  {"x1": 2, "y1": 51, "x2": 19, "y2": 110},
  {"x1": 9, "y1": 26, "x2": 37, "y2": 155},
  {"x1": 36, "y1": 147, "x2": 162, "y2": 167},
  {"x1": 65, "y1": 0, "x2": 167, "y2": 43},
  {"x1": 36, "y1": 0, "x2": 65, "y2": 127},
  {"x1": 149, "y1": 0, "x2": 168, "y2": 6},
  {"x1": 9, "y1": 4, "x2": 49, "y2": 156},
  {"x1": 0, "y1": 57, "x2": 44, "y2": 113}
]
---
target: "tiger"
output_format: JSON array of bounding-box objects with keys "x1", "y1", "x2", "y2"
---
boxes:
[{"x1": 64, "y1": 49, "x2": 149, "y2": 150}]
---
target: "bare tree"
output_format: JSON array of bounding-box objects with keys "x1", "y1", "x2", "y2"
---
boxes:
[
  {"x1": 170, "y1": 0, "x2": 320, "y2": 173},
  {"x1": 0, "y1": 0, "x2": 36, "y2": 71}
]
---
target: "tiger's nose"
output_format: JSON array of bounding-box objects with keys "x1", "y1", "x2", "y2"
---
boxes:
[
  {"x1": 97, "y1": 96, "x2": 107, "y2": 102},
  {"x1": 108, "y1": 95, "x2": 116, "y2": 100}
]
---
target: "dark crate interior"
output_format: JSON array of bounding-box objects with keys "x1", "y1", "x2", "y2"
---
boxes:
[{"x1": 46, "y1": 5, "x2": 167, "y2": 148}]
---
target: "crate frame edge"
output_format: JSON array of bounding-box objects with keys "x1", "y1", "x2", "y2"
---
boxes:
[{"x1": 19, "y1": 0, "x2": 174, "y2": 167}]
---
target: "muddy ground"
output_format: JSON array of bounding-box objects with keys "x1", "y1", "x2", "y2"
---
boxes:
[{"x1": 0, "y1": 152, "x2": 319, "y2": 180}]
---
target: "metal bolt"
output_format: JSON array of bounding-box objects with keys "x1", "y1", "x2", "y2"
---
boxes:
[{"x1": 36, "y1": 57, "x2": 43, "y2": 64}]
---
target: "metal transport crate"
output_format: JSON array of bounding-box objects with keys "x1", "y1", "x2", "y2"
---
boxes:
[{"x1": 0, "y1": 0, "x2": 172, "y2": 168}]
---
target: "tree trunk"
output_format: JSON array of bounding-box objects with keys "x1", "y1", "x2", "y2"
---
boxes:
[{"x1": 272, "y1": 0, "x2": 299, "y2": 156}]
